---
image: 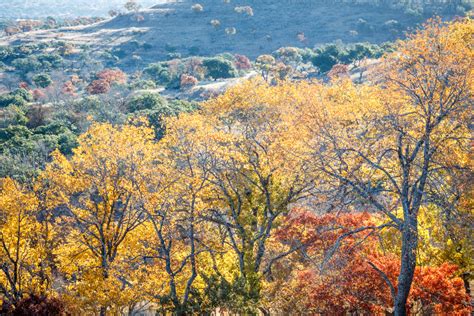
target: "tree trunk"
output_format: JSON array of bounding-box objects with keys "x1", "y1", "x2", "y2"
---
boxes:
[
  {"x1": 394, "y1": 216, "x2": 418, "y2": 316},
  {"x1": 99, "y1": 306, "x2": 106, "y2": 316}
]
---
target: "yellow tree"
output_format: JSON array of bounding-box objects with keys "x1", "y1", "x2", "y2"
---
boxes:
[
  {"x1": 299, "y1": 18, "x2": 473, "y2": 315},
  {"x1": 40, "y1": 122, "x2": 156, "y2": 315},
  {"x1": 162, "y1": 79, "x2": 314, "y2": 312},
  {"x1": 133, "y1": 113, "x2": 216, "y2": 313},
  {"x1": 0, "y1": 178, "x2": 42, "y2": 309}
]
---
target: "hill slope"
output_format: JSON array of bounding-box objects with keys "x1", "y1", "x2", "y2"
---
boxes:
[{"x1": 0, "y1": 0, "x2": 450, "y2": 68}]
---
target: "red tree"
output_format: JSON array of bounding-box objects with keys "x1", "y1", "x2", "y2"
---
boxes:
[
  {"x1": 234, "y1": 54, "x2": 252, "y2": 70},
  {"x1": 86, "y1": 79, "x2": 111, "y2": 95},
  {"x1": 275, "y1": 209, "x2": 471, "y2": 314},
  {"x1": 96, "y1": 68, "x2": 127, "y2": 84}
]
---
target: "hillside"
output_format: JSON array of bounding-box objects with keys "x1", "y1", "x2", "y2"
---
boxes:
[
  {"x1": 1, "y1": 0, "x2": 432, "y2": 68},
  {"x1": 0, "y1": 0, "x2": 160, "y2": 18}
]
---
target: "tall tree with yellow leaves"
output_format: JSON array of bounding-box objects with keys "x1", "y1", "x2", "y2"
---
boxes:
[
  {"x1": 163, "y1": 80, "x2": 314, "y2": 312},
  {"x1": 135, "y1": 114, "x2": 215, "y2": 313},
  {"x1": 0, "y1": 179, "x2": 42, "y2": 310},
  {"x1": 40, "y1": 122, "x2": 155, "y2": 315}
]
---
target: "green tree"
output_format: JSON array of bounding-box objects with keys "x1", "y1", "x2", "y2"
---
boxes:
[
  {"x1": 33, "y1": 73, "x2": 53, "y2": 88},
  {"x1": 202, "y1": 58, "x2": 237, "y2": 79}
]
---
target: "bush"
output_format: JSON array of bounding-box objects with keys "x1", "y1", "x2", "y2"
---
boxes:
[
  {"x1": 202, "y1": 58, "x2": 237, "y2": 80},
  {"x1": 312, "y1": 44, "x2": 348, "y2": 73},
  {"x1": 234, "y1": 54, "x2": 252, "y2": 70},
  {"x1": 12, "y1": 88, "x2": 33, "y2": 102},
  {"x1": 127, "y1": 92, "x2": 167, "y2": 112},
  {"x1": 130, "y1": 80, "x2": 157, "y2": 90},
  {"x1": 0, "y1": 105, "x2": 28, "y2": 128},
  {"x1": 87, "y1": 79, "x2": 111, "y2": 95},
  {"x1": 11, "y1": 294, "x2": 66, "y2": 316},
  {"x1": 12, "y1": 57, "x2": 42, "y2": 74},
  {"x1": 144, "y1": 63, "x2": 172, "y2": 85},
  {"x1": 191, "y1": 4, "x2": 204, "y2": 12},
  {"x1": 234, "y1": 6, "x2": 254, "y2": 16},
  {"x1": 274, "y1": 47, "x2": 303, "y2": 66},
  {"x1": 129, "y1": 99, "x2": 197, "y2": 139},
  {"x1": 0, "y1": 89, "x2": 32, "y2": 108},
  {"x1": 36, "y1": 53, "x2": 63, "y2": 69},
  {"x1": 32, "y1": 73, "x2": 53, "y2": 88},
  {"x1": 96, "y1": 68, "x2": 127, "y2": 85},
  {"x1": 180, "y1": 74, "x2": 198, "y2": 89}
]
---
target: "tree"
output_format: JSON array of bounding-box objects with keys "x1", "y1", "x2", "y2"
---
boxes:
[
  {"x1": 312, "y1": 43, "x2": 347, "y2": 73},
  {"x1": 0, "y1": 89, "x2": 32, "y2": 108},
  {"x1": 124, "y1": 0, "x2": 140, "y2": 13},
  {"x1": 127, "y1": 92, "x2": 167, "y2": 112},
  {"x1": 0, "y1": 178, "x2": 42, "y2": 309},
  {"x1": 165, "y1": 79, "x2": 313, "y2": 312},
  {"x1": 96, "y1": 68, "x2": 127, "y2": 85},
  {"x1": 86, "y1": 79, "x2": 110, "y2": 95},
  {"x1": 202, "y1": 58, "x2": 237, "y2": 80},
  {"x1": 134, "y1": 117, "x2": 216, "y2": 313},
  {"x1": 234, "y1": 54, "x2": 252, "y2": 70},
  {"x1": 300, "y1": 19, "x2": 473, "y2": 315},
  {"x1": 32, "y1": 73, "x2": 52, "y2": 88},
  {"x1": 40, "y1": 123, "x2": 155, "y2": 315},
  {"x1": 143, "y1": 63, "x2": 172, "y2": 86},
  {"x1": 271, "y1": 209, "x2": 470, "y2": 314},
  {"x1": 255, "y1": 55, "x2": 276, "y2": 81},
  {"x1": 12, "y1": 57, "x2": 41, "y2": 75},
  {"x1": 180, "y1": 74, "x2": 198, "y2": 89}
]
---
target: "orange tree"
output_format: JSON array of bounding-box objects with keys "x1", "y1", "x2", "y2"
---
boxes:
[{"x1": 272, "y1": 209, "x2": 470, "y2": 314}]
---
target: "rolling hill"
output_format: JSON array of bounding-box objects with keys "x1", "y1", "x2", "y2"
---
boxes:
[{"x1": 1, "y1": 0, "x2": 437, "y2": 68}]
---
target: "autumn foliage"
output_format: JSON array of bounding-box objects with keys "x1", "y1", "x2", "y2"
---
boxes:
[
  {"x1": 0, "y1": 18, "x2": 472, "y2": 315},
  {"x1": 273, "y1": 209, "x2": 470, "y2": 314},
  {"x1": 87, "y1": 68, "x2": 127, "y2": 94}
]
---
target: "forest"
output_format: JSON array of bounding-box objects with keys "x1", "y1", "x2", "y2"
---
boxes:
[{"x1": 0, "y1": 0, "x2": 473, "y2": 315}]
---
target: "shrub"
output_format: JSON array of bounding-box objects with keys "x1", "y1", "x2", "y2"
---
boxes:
[
  {"x1": 274, "y1": 47, "x2": 303, "y2": 66},
  {"x1": 312, "y1": 44, "x2": 348, "y2": 73},
  {"x1": 234, "y1": 54, "x2": 252, "y2": 70},
  {"x1": 234, "y1": 6, "x2": 254, "y2": 16},
  {"x1": 32, "y1": 73, "x2": 53, "y2": 88},
  {"x1": 130, "y1": 80, "x2": 157, "y2": 90},
  {"x1": 10, "y1": 294, "x2": 66, "y2": 316},
  {"x1": 210, "y1": 19, "x2": 221, "y2": 28},
  {"x1": 12, "y1": 88, "x2": 33, "y2": 102},
  {"x1": 225, "y1": 27, "x2": 237, "y2": 35},
  {"x1": 191, "y1": 4, "x2": 204, "y2": 12},
  {"x1": 180, "y1": 74, "x2": 199, "y2": 89},
  {"x1": 328, "y1": 64, "x2": 350, "y2": 80},
  {"x1": 12, "y1": 57, "x2": 41, "y2": 74},
  {"x1": 202, "y1": 58, "x2": 237, "y2": 79},
  {"x1": 0, "y1": 88, "x2": 33, "y2": 108},
  {"x1": 255, "y1": 54, "x2": 276, "y2": 80},
  {"x1": 0, "y1": 105, "x2": 28, "y2": 128},
  {"x1": 61, "y1": 81, "x2": 77, "y2": 96},
  {"x1": 87, "y1": 79, "x2": 111, "y2": 95},
  {"x1": 96, "y1": 68, "x2": 127, "y2": 85},
  {"x1": 32, "y1": 89, "x2": 46, "y2": 101},
  {"x1": 127, "y1": 92, "x2": 167, "y2": 112},
  {"x1": 143, "y1": 63, "x2": 171, "y2": 85},
  {"x1": 36, "y1": 53, "x2": 63, "y2": 69}
]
